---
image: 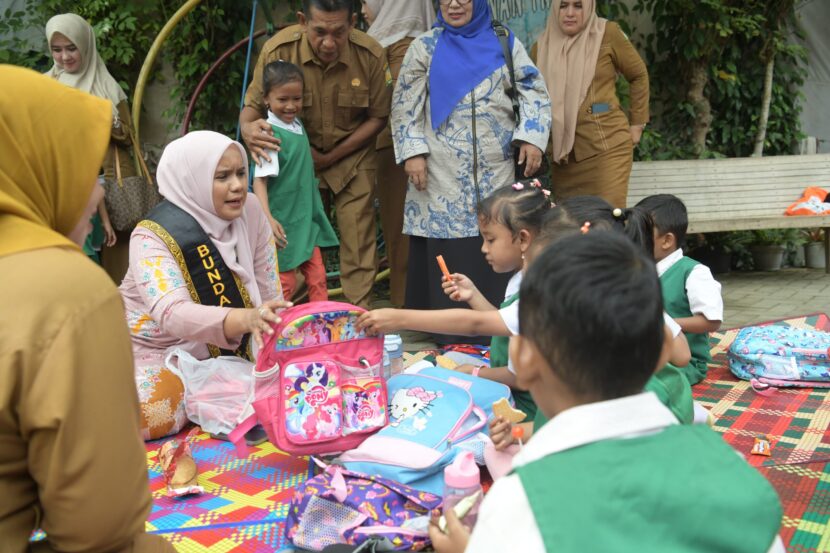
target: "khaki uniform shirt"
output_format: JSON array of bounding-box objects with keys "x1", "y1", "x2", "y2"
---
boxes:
[
  {"x1": 245, "y1": 25, "x2": 392, "y2": 193},
  {"x1": 533, "y1": 21, "x2": 650, "y2": 162},
  {"x1": 376, "y1": 36, "x2": 414, "y2": 151},
  {"x1": 103, "y1": 100, "x2": 138, "y2": 181},
  {"x1": 0, "y1": 248, "x2": 172, "y2": 553}
]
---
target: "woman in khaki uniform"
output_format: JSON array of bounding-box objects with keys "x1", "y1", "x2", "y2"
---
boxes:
[
  {"x1": 362, "y1": 0, "x2": 435, "y2": 307},
  {"x1": 0, "y1": 65, "x2": 173, "y2": 553},
  {"x1": 46, "y1": 13, "x2": 150, "y2": 283},
  {"x1": 536, "y1": 0, "x2": 649, "y2": 208}
]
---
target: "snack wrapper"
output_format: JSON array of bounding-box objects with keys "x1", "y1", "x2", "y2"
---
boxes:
[
  {"x1": 751, "y1": 435, "x2": 772, "y2": 457},
  {"x1": 159, "y1": 427, "x2": 204, "y2": 497}
]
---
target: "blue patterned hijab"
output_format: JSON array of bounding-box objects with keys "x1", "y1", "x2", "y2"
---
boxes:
[{"x1": 429, "y1": 0, "x2": 514, "y2": 130}]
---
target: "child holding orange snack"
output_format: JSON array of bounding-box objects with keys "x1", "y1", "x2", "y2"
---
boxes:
[
  {"x1": 358, "y1": 181, "x2": 552, "y2": 420},
  {"x1": 430, "y1": 231, "x2": 783, "y2": 553}
]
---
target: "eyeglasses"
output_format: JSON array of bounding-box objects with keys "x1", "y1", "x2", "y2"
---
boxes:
[{"x1": 439, "y1": 0, "x2": 472, "y2": 5}]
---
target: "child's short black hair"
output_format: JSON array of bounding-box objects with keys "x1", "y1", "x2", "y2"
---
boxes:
[
  {"x1": 477, "y1": 180, "x2": 552, "y2": 237},
  {"x1": 519, "y1": 231, "x2": 664, "y2": 400},
  {"x1": 262, "y1": 61, "x2": 304, "y2": 96},
  {"x1": 635, "y1": 194, "x2": 688, "y2": 248}
]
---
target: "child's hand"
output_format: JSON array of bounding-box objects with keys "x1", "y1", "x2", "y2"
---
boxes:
[
  {"x1": 442, "y1": 273, "x2": 476, "y2": 302},
  {"x1": 454, "y1": 364, "x2": 477, "y2": 375},
  {"x1": 429, "y1": 508, "x2": 471, "y2": 553},
  {"x1": 357, "y1": 308, "x2": 401, "y2": 335},
  {"x1": 489, "y1": 416, "x2": 514, "y2": 451},
  {"x1": 269, "y1": 217, "x2": 288, "y2": 249}
]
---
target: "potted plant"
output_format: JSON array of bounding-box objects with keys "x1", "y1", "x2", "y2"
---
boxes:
[
  {"x1": 748, "y1": 229, "x2": 788, "y2": 271},
  {"x1": 803, "y1": 228, "x2": 827, "y2": 269},
  {"x1": 687, "y1": 231, "x2": 750, "y2": 274}
]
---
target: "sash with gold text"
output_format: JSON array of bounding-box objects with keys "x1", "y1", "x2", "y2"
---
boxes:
[{"x1": 139, "y1": 200, "x2": 253, "y2": 360}]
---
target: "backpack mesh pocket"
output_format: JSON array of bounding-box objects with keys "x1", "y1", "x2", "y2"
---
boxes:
[{"x1": 293, "y1": 495, "x2": 364, "y2": 550}]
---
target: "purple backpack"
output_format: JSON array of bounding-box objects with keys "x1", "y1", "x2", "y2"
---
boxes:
[{"x1": 286, "y1": 460, "x2": 441, "y2": 551}]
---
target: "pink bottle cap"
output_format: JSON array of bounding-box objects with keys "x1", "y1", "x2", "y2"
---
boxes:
[{"x1": 444, "y1": 451, "x2": 480, "y2": 489}]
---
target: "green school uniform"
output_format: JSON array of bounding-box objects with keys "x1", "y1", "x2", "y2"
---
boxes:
[
  {"x1": 82, "y1": 213, "x2": 104, "y2": 263},
  {"x1": 516, "y1": 424, "x2": 782, "y2": 552},
  {"x1": 263, "y1": 120, "x2": 337, "y2": 271},
  {"x1": 643, "y1": 364, "x2": 694, "y2": 424},
  {"x1": 662, "y1": 256, "x2": 712, "y2": 385},
  {"x1": 490, "y1": 291, "x2": 537, "y2": 421}
]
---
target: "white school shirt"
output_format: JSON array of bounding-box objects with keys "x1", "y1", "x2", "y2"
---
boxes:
[
  {"x1": 464, "y1": 392, "x2": 785, "y2": 553},
  {"x1": 253, "y1": 111, "x2": 304, "y2": 178},
  {"x1": 656, "y1": 249, "x2": 723, "y2": 322},
  {"x1": 497, "y1": 272, "x2": 522, "y2": 374}
]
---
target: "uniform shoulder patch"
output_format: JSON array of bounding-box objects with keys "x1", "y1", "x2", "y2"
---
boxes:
[
  {"x1": 267, "y1": 24, "x2": 303, "y2": 51},
  {"x1": 350, "y1": 28, "x2": 385, "y2": 58}
]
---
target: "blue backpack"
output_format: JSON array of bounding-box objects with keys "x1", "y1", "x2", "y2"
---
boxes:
[
  {"x1": 727, "y1": 324, "x2": 830, "y2": 389},
  {"x1": 337, "y1": 368, "x2": 511, "y2": 495}
]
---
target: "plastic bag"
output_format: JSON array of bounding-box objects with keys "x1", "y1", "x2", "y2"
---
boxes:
[{"x1": 166, "y1": 349, "x2": 255, "y2": 436}]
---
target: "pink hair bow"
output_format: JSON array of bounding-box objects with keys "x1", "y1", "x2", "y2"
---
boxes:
[
  {"x1": 407, "y1": 387, "x2": 437, "y2": 403},
  {"x1": 512, "y1": 182, "x2": 524, "y2": 190}
]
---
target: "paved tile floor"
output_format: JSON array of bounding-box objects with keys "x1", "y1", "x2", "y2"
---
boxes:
[
  {"x1": 718, "y1": 267, "x2": 830, "y2": 329},
  {"x1": 371, "y1": 268, "x2": 830, "y2": 351}
]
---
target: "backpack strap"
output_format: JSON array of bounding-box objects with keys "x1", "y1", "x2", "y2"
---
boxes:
[{"x1": 492, "y1": 19, "x2": 519, "y2": 122}]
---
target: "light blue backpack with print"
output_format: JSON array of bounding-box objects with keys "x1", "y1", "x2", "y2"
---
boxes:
[
  {"x1": 337, "y1": 368, "x2": 511, "y2": 495},
  {"x1": 727, "y1": 324, "x2": 830, "y2": 389}
]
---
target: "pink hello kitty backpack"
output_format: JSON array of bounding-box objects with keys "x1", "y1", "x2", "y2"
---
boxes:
[{"x1": 230, "y1": 301, "x2": 387, "y2": 456}]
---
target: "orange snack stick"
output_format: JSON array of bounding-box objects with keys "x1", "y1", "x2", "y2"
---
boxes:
[
  {"x1": 751, "y1": 435, "x2": 772, "y2": 457},
  {"x1": 436, "y1": 255, "x2": 452, "y2": 281}
]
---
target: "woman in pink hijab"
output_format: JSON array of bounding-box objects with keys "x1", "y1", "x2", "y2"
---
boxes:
[{"x1": 120, "y1": 131, "x2": 287, "y2": 440}]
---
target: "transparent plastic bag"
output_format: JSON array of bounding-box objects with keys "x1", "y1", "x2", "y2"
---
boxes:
[{"x1": 166, "y1": 349, "x2": 255, "y2": 436}]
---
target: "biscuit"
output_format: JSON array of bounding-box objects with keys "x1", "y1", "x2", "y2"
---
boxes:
[{"x1": 492, "y1": 397, "x2": 526, "y2": 423}]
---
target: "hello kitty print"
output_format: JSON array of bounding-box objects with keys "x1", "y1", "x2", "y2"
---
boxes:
[{"x1": 389, "y1": 387, "x2": 442, "y2": 435}]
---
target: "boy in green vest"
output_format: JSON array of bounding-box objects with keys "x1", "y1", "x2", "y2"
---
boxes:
[
  {"x1": 636, "y1": 194, "x2": 723, "y2": 386},
  {"x1": 430, "y1": 231, "x2": 783, "y2": 553}
]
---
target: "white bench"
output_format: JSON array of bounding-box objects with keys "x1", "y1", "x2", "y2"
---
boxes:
[{"x1": 627, "y1": 153, "x2": 830, "y2": 273}]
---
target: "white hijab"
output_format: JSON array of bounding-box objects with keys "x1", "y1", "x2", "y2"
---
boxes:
[
  {"x1": 366, "y1": 0, "x2": 436, "y2": 48},
  {"x1": 45, "y1": 13, "x2": 126, "y2": 118}
]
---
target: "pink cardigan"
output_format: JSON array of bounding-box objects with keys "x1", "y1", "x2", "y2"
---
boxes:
[{"x1": 119, "y1": 201, "x2": 280, "y2": 367}]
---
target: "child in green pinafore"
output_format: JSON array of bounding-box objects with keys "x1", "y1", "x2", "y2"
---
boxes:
[
  {"x1": 429, "y1": 231, "x2": 783, "y2": 553},
  {"x1": 357, "y1": 182, "x2": 553, "y2": 421},
  {"x1": 637, "y1": 194, "x2": 723, "y2": 386},
  {"x1": 252, "y1": 61, "x2": 337, "y2": 302}
]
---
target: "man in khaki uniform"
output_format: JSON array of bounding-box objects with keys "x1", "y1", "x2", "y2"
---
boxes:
[{"x1": 240, "y1": 0, "x2": 391, "y2": 308}]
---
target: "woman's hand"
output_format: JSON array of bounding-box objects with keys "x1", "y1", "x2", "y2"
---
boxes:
[
  {"x1": 311, "y1": 147, "x2": 335, "y2": 171},
  {"x1": 630, "y1": 124, "x2": 644, "y2": 146},
  {"x1": 224, "y1": 299, "x2": 293, "y2": 348},
  {"x1": 489, "y1": 416, "x2": 514, "y2": 451},
  {"x1": 405, "y1": 155, "x2": 428, "y2": 191},
  {"x1": 428, "y1": 507, "x2": 471, "y2": 553},
  {"x1": 269, "y1": 217, "x2": 288, "y2": 249},
  {"x1": 517, "y1": 142, "x2": 543, "y2": 177},
  {"x1": 357, "y1": 308, "x2": 401, "y2": 335},
  {"x1": 101, "y1": 218, "x2": 117, "y2": 247},
  {"x1": 241, "y1": 119, "x2": 281, "y2": 166},
  {"x1": 441, "y1": 273, "x2": 477, "y2": 302}
]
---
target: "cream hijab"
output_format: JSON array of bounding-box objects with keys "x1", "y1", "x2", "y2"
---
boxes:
[
  {"x1": 365, "y1": 0, "x2": 436, "y2": 48},
  {"x1": 155, "y1": 131, "x2": 262, "y2": 307},
  {"x1": 537, "y1": 1, "x2": 607, "y2": 163},
  {"x1": 45, "y1": 13, "x2": 126, "y2": 118},
  {"x1": 0, "y1": 65, "x2": 110, "y2": 259}
]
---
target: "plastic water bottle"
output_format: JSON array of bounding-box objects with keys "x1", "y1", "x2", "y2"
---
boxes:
[
  {"x1": 442, "y1": 451, "x2": 482, "y2": 529},
  {"x1": 383, "y1": 334, "x2": 404, "y2": 378}
]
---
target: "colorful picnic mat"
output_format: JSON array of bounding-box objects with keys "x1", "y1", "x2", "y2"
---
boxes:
[
  {"x1": 145, "y1": 431, "x2": 313, "y2": 551},
  {"x1": 700, "y1": 313, "x2": 830, "y2": 552}
]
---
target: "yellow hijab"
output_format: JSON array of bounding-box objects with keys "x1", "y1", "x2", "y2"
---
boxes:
[{"x1": 0, "y1": 64, "x2": 111, "y2": 258}]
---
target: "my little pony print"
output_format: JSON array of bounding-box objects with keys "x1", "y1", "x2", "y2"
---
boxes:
[
  {"x1": 283, "y1": 361, "x2": 342, "y2": 442},
  {"x1": 342, "y1": 380, "x2": 387, "y2": 435},
  {"x1": 273, "y1": 310, "x2": 366, "y2": 350}
]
